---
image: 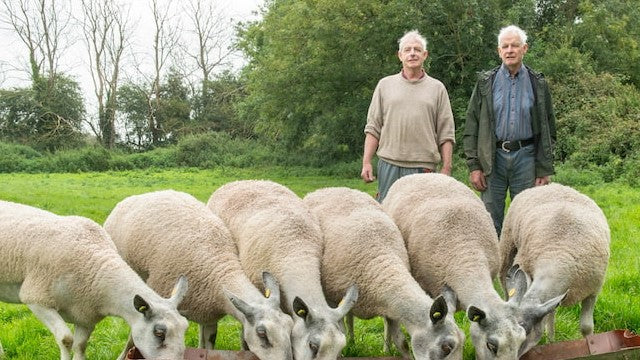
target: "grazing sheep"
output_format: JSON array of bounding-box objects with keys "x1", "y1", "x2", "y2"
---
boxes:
[
  {"x1": 499, "y1": 183, "x2": 610, "y2": 354},
  {"x1": 103, "y1": 190, "x2": 294, "y2": 360},
  {"x1": 0, "y1": 200, "x2": 188, "y2": 360},
  {"x1": 382, "y1": 173, "x2": 563, "y2": 360},
  {"x1": 207, "y1": 180, "x2": 358, "y2": 360},
  {"x1": 303, "y1": 187, "x2": 465, "y2": 360}
]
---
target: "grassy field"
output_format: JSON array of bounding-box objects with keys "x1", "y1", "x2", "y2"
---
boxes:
[{"x1": 0, "y1": 167, "x2": 638, "y2": 359}]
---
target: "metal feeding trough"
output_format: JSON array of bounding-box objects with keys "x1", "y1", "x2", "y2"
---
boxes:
[
  {"x1": 126, "y1": 329, "x2": 640, "y2": 359},
  {"x1": 125, "y1": 347, "x2": 401, "y2": 360},
  {"x1": 521, "y1": 329, "x2": 640, "y2": 360}
]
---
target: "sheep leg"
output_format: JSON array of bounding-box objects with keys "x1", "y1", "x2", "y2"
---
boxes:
[
  {"x1": 115, "y1": 335, "x2": 134, "y2": 360},
  {"x1": 345, "y1": 313, "x2": 355, "y2": 343},
  {"x1": 199, "y1": 323, "x2": 217, "y2": 349},
  {"x1": 383, "y1": 317, "x2": 410, "y2": 359},
  {"x1": 543, "y1": 311, "x2": 556, "y2": 342},
  {"x1": 27, "y1": 304, "x2": 73, "y2": 360},
  {"x1": 71, "y1": 325, "x2": 92, "y2": 360},
  {"x1": 580, "y1": 295, "x2": 596, "y2": 337}
]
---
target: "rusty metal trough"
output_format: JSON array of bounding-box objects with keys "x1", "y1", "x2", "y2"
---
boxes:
[{"x1": 126, "y1": 329, "x2": 640, "y2": 360}]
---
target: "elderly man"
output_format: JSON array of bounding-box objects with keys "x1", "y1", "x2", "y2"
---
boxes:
[
  {"x1": 464, "y1": 25, "x2": 557, "y2": 235},
  {"x1": 361, "y1": 29, "x2": 455, "y2": 202}
]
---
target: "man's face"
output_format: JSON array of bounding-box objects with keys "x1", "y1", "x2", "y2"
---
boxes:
[
  {"x1": 398, "y1": 39, "x2": 428, "y2": 71},
  {"x1": 498, "y1": 32, "x2": 528, "y2": 70}
]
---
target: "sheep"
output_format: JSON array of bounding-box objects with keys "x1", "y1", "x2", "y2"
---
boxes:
[
  {"x1": 382, "y1": 173, "x2": 563, "y2": 360},
  {"x1": 0, "y1": 199, "x2": 188, "y2": 360},
  {"x1": 499, "y1": 183, "x2": 610, "y2": 355},
  {"x1": 103, "y1": 189, "x2": 294, "y2": 360},
  {"x1": 303, "y1": 186, "x2": 465, "y2": 360},
  {"x1": 207, "y1": 180, "x2": 358, "y2": 360}
]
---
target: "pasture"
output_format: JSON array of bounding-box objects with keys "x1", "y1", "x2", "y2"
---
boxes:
[{"x1": 0, "y1": 168, "x2": 638, "y2": 359}]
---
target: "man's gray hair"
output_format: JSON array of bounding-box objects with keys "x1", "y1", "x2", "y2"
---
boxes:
[
  {"x1": 498, "y1": 25, "x2": 528, "y2": 46},
  {"x1": 398, "y1": 30, "x2": 428, "y2": 51}
]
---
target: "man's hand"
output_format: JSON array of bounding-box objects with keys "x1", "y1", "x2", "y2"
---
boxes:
[
  {"x1": 439, "y1": 166, "x2": 452, "y2": 176},
  {"x1": 535, "y1": 175, "x2": 551, "y2": 186},
  {"x1": 361, "y1": 163, "x2": 376, "y2": 183},
  {"x1": 469, "y1": 169, "x2": 487, "y2": 192}
]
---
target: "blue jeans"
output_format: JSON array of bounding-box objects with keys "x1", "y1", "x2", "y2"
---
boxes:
[
  {"x1": 481, "y1": 144, "x2": 535, "y2": 236},
  {"x1": 376, "y1": 159, "x2": 432, "y2": 203}
]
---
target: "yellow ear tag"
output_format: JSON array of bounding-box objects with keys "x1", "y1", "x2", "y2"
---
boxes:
[
  {"x1": 433, "y1": 311, "x2": 442, "y2": 319},
  {"x1": 138, "y1": 305, "x2": 147, "y2": 312},
  {"x1": 338, "y1": 299, "x2": 345, "y2": 307},
  {"x1": 297, "y1": 309, "x2": 306, "y2": 317},
  {"x1": 473, "y1": 315, "x2": 480, "y2": 322},
  {"x1": 265, "y1": 289, "x2": 271, "y2": 298},
  {"x1": 508, "y1": 288, "x2": 516, "y2": 298}
]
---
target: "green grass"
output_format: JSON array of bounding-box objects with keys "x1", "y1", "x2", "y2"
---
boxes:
[{"x1": 0, "y1": 168, "x2": 638, "y2": 359}]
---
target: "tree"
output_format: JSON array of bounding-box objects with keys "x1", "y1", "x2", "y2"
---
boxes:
[
  {"x1": 80, "y1": 0, "x2": 129, "y2": 149},
  {"x1": 0, "y1": 0, "x2": 84, "y2": 151},
  {"x1": 182, "y1": 0, "x2": 237, "y2": 132},
  {"x1": 0, "y1": 0, "x2": 72, "y2": 82},
  {"x1": 148, "y1": 0, "x2": 180, "y2": 147},
  {"x1": 0, "y1": 73, "x2": 84, "y2": 151}
]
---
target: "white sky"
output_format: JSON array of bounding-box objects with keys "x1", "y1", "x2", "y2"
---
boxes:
[{"x1": 0, "y1": 0, "x2": 264, "y2": 91}]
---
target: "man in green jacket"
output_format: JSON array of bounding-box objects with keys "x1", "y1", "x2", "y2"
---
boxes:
[{"x1": 463, "y1": 25, "x2": 556, "y2": 235}]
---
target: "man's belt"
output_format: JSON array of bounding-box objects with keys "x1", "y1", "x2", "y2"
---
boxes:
[{"x1": 497, "y1": 138, "x2": 534, "y2": 152}]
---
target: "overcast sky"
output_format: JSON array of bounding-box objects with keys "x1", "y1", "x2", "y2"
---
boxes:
[{"x1": 0, "y1": 0, "x2": 264, "y2": 91}]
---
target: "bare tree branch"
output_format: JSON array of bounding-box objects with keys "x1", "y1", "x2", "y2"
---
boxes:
[{"x1": 80, "y1": 0, "x2": 129, "y2": 148}]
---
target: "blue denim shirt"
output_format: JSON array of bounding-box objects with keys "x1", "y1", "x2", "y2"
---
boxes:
[{"x1": 492, "y1": 64, "x2": 534, "y2": 141}]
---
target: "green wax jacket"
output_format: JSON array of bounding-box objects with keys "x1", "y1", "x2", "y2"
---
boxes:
[{"x1": 463, "y1": 65, "x2": 557, "y2": 177}]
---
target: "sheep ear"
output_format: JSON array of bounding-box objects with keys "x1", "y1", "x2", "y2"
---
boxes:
[
  {"x1": 225, "y1": 288, "x2": 256, "y2": 325},
  {"x1": 429, "y1": 295, "x2": 448, "y2": 324},
  {"x1": 169, "y1": 275, "x2": 188, "y2": 307},
  {"x1": 441, "y1": 284, "x2": 458, "y2": 312},
  {"x1": 134, "y1": 295, "x2": 152, "y2": 319},
  {"x1": 527, "y1": 292, "x2": 566, "y2": 322},
  {"x1": 467, "y1": 306, "x2": 486, "y2": 324},
  {"x1": 292, "y1": 297, "x2": 310, "y2": 321},
  {"x1": 262, "y1": 271, "x2": 281, "y2": 306},
  {"x1": 335, "y1": 284, "x2": 358, "y2": 319},
  {"x1": 506, "y1": 268, "x2": 529, "y2": 305}
]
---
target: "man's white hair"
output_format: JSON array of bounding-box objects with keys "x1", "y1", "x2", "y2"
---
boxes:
[
  {"x1": 398, "y1": 30, "x2": 428, "y2": 51},
  {"x1": 498, "y1": 25, "x2": 528, "y2": 45}
]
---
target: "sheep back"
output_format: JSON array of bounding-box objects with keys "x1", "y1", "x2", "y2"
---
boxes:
[
  {"x1": 382, "y1": 173, "x2": 500, "y2": 304},
  {"x1": 303, "y1": 187, "x2": 410, "y2": 318},
  {"x1": 207, "y1": 180, "x2": 324, "y2": 300},
  {"x1": 500, "y1": 183, "x2": 611, "y2": 305},
  {"x1": 104, "y1": 190, "x2": 241, "y2": 323},
  {"x1": 0, "y1": 199, "x2": 121, "y2": 318}
]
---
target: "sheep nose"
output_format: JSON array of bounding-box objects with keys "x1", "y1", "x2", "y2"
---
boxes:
[{"x1": 441, "y1": 341, "x2": 453, "y2": 356}]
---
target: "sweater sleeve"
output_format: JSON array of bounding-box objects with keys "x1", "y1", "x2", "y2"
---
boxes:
[
  {"x1": 364, "y1": 81, "x2": 383, "y2": 138},
  {"x1": 436, "y1": 84, "x2": 456, "y2": 145}
]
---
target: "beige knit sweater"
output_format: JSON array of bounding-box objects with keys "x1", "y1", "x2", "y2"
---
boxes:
[{"x1": 365, "y1": 72, "x2": 455, "y2": 168}]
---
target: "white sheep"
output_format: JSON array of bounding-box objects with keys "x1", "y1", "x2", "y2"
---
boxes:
[
  {"x1": 499, "y1": 183, "x2": 610, "y2": 354},
  {"x1": 103, "y1": 189, "x2": 294, "y2": 360},
  {"x1": 207, "y1": 180, "x2": 358, "y2": 360},
  {"x1": 382, "y1": 173, "x2": 563, "y2": 360},
  {"x1": 0, "y1": 199, "x2": 188, "y2": 360},
  {"x1": 303, "y1": 186, "x2": 465, "y2": 360}
]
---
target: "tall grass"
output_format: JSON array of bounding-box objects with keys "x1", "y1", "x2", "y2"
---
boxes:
[{"x1": 0, "y1": 168, "x2": 638, "y2": 359}]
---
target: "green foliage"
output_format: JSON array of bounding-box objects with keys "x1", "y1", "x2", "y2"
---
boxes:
[
  {"x1": 573, "y1": 0, "x2": 640, "y2": 88},
  {"x1": 0, "y1": 74, "x2": 85, "y2": 152},
  {"x1": 175, "y1": 131, "x2": 278, "y2": 168}
]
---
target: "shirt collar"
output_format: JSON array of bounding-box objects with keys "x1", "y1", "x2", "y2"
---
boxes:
[
  {"x1": 499, "y1": 63, "x2": 526, "y2": 78},
  {"x1": 401, "y1": 68, "x2": 426, "y2": 81}
]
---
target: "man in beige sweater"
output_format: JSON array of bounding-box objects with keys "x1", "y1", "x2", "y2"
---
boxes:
[{"x1": 361, "y1": 29, "x2": 455, "y2": 202}]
